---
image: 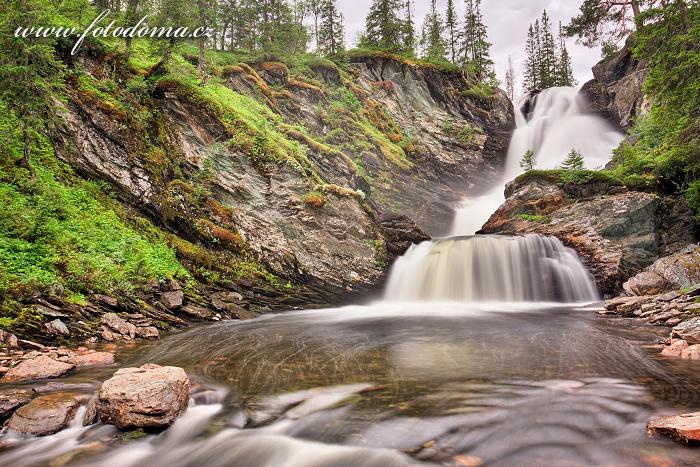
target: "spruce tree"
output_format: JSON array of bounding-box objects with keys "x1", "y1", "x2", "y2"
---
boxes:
[
  {"x1": 459, "y1": 0, "x2": 494, "y2": 83},
  {"x1": 420, "y1": 0, "x2": 446, "y2": 61},
  {"x1": 362, "y1": 0, "x2": 405, "y2": 53},
  {"x1": 538, "y1": 10, "x2": 558, "y2": 89},
  {"x1": 403, "y1": 0, "x2": 416, "y2": 56},
  {"x1": 318, "y1": 0, "x2": 344, "y2": 56},
  {"x1": 556, "y1": 22, "x2": 577, "y2": 87},
  {"x1": 445, "y1": 0, "x2": 458, "y2": 63},
  {"x1": 520, "y1": 150, "x2": 536, "y2": 171},
  {"x1": 505, "y1": 55, "x2": 515, "y2": 101},
  {"x1": 561, "y1": 149, "x2": 585, "y2": 171},
  {"x1": 523, "y1": 24, "x2": 539, "y2": 92}
]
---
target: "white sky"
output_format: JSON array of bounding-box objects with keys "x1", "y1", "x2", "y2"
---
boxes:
[{"x1": 337, "y1": 0, "x2": 602, "y2": 91}]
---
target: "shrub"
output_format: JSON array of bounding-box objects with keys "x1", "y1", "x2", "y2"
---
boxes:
[{"x1": 302, "y1": 191, "x2": 327, "y2": 208}]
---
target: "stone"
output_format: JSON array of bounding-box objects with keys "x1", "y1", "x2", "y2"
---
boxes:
[
  {"x1": 135, "y1": 326, "x2": 160, "y2": 339},
  {"x1": 671, "y1": 317, "x2": 700, "y2": 345},
  {"x1": 684, "y1": 302, "x2": 700, "y2": 312},
  {"x1": 648, "y1": 412, "x2": 700, "y2": 445},
  {"x1": 98, "y1": 363, "x2": 190, "y2": 430},
  {"x1": 68, "y1": 351, "x2": 115, "y2": 367},
  {"x1": 378, "y1": 213, "x2": 431, "y2": 258},
  {"x1": 660, "y1": 339, "x2": 688, "y2": 357},
  {"x1": 160, "y1": 290, "x2": 184, "y2": 309},
  {"x1": 623, "y1": 271, "x2": 670, "y2": 296},
  {"x1": 625, "y1": 247, "x2": 700, "y2": 297},
  {"x1": 7, "y1": 392, "x2": 82, "y2": 436},
  {"x1": 83, "y1": 393, "x2": 99, "y2": 426},
  {"x1": 1, "y1": 355, "x2": 75, "y2": 383},
  {"x1": 604, "y1": 296, "x2": 633, "y2": 311},
  {"x1": 650, "y1": 310, "x2": 683, "y2": 324},
  {"x1": 8, "y1": 334, "x2": 19, "y2": 348},
  {"x1": 0, "y1": 389, "x2": 33, "y2": 420},
  {"x1": 617, "y1": 296, "x2": 654, "y2": 316},
  {"x1": 680, "y1": 344, "x2": 700, "y2": 360},
  {"x1": 658, "y1": 291, "x2": 680, "y2": 302},
  {"x1": 18, "y1": 339, "x2": 45, "y2": 350},
  {"x1": 181, "y1": 304, "x2": 213, "y2": 319},
  {"x1": 92, "y1": 294, "x2": 118, "y2": 308},
  {"x1": 46, "y1": 318, "x2": 70, "y2": 336},
  {"x1": 101, "y1": 313, "x2": 137, "y2": 339}
]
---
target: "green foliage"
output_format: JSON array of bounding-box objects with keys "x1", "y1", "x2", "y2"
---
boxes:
[
  {"x1": 561, "y1": 149, "x2": 585, "y2": 171},
  {"x1": 515, "y1": 213, "x2": 551, "y2": 223},
  {"x1": 520, "y1": 150, "x2": 536, "y2": 171},
  {"x1": 515, "y1": 169, "x2": 623, "y2": 187}
]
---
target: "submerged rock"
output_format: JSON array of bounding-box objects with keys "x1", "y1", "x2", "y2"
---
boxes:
[
  {"x1": 98, "y1": 363, "x2": 190, "y2": 430},
  {"x1": 648, "y1": 412, "x2": 700, "y2": 445},
  {"x1": 0, "y1": 389, "x2": 33, "y2": 420},
  {"x1": 68, "y1": 351, "x2": 115, "y2": 367},
  {"x1": 7, "y1": 392, "x2": 82, "y2": 436},
  {"x1": 1, "y1": 355, "x2": 74, "y2": 383}
]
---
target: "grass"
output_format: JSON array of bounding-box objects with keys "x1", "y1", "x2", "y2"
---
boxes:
[
  {"x1": 515, "y1": 169, "x2": 624, "y2": 187},
  {"x1": 515, "y1": 214, "x2": 551, "y2": 223}
]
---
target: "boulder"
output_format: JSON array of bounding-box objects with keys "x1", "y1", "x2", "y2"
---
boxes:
[
  {"x1": 7, "y1": 392, "x2": 82, "y2": 436},
  {"x1": 98, "y1": 363, "x2": 190, "y2": 430},
  {"x1": 45, "y1": 318, "x2": 70, "y2": 336},
  {"x1": 680, "y1": 344, "x2": 700, "y2": 360},
  {"x1": 92, "y1": 294, "x2": 118, "y2": 308},
  {"x1": 1, "y1": 355, "x2": 75, "y2": 383},
  {"x1": 648, "y1": 412, "x2": 700, "y2": 445},
  {"x1": 378, "y1": 213, "x2": 431, "y2": 258},
  {"x1": 181, "y1": 304, "x2": 213, "y2": 319},
  {"x1": 68, "y1": 351, "x2": 115, "y2": 367},
  {"x1": 160, "y1": 290, "x2": 184, "y2": 310},
  {"x1": 671, "y1": 317, "x2": 700, "y2": 345},
  {"x1": 624, "y1": 246, "x2": 700, "y2": 296},
  {"x1": 135, "y1": 326, "x2": 160, "y2": 339},
  {"x1": 660, "y1": 339, "x2": 688, "y2": 357},
  {"x1": 101, "y1": 313, "x2": 137, "y2": 339},
  {"x1": 0, "y1": 389, "x2": 33, "y2": 420}
]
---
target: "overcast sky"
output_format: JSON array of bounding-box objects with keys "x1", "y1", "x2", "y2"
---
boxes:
[{"x1": 337, "y1": 0, "x2": 602, "y2": 92}]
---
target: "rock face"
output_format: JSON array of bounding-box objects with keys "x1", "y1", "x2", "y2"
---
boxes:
[
  {"x1": 481, "y1": 175, "x2": 696, "y2": 294},
  {"x1": 98, "y1": 363, "x2": 190, "y2": 430},
  {"x1": 580, "y1": 36, "x2": 648, "y2": 130},
  {"x1": 648, "y1": 412, "x2": 700, "y2": 445},
  {"x1": 0, "y1": 389, "x2": 32, "y2": 420},
  {"x1": 671, "y1": 317, "x2": 700, "y2": 345},
  {"x1": 623, "y1": 245, "x2": 700, "y2": 296},
  {"x1": 7, "y1": 392, "x2": 82, "y2": 436},
  {"x1": 1, "y1": 355, "x2": 75, "y2": 383},
  {"x1": 378, "y1": 213, "x2": 431, "y2": 258}
]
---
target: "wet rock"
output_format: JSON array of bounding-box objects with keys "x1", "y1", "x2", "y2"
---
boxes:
[
  {"x1": 7, "y1": 334, "x2": 19, "y2": 348},
  {"x1": 624, "y1": 246, "x2": 700, "y2": 297},
  {"x1": 648, "y1": 412, "x2": 700, "y2": 445},
  {"x1": 83, "y1": 393, "x2": 99, "y2": 426},
  {"x1": 0, "y1": 389, "x2": 33, "y2": 420},
  {"x1": 622, "y1": 271, "x2": 670, "y2": 296},
  {"x1": 135, "y1": 326, "x2": 160, "y2": 339},
  {"x1": 7, "y1": 392, "x2": 82, "y2": 436},
  {"x1": 93, "y1": 294, "x2": 118, "y2": 308},
  {"x1": 680, "y1": 344, "x2": 700, "y2": 360},
  {"x1": 18, "y1": 339, "x2": 45, "y2": 350},
  {"x1": 378, "y1": 213, "x2": 431, "y2": 258},
  {"x1": 98, "y1": 363, "x2": 190, "y2": 430},
  {"x1": 46, "y1": 318, "x2": 70, "y2": 336},
  {"x1": 68, "y1": 351, "x2": 115, "y2": 367},
  {"x1": 160, "y1": 290, "x2": 184, "y2": 310},
  {"x1": 671, "y1": 317, "x2": 700, "y2": 345},
  {"x1": 660, "y1": 339, "x2": 688, "y2": 357},
  {"x1": 181, "y1": 304, "x2": 213, "y2": 319},
  {"x1": 1, "y1": 355, "x2": 75, "y2": 383},
  {"x1": 101, "y1": 313, "x2": 137, "y2": 339}
]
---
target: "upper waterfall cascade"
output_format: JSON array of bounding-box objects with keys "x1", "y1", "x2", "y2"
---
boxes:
[{"x1": 384, "y1": 87, "x2": 622, "y2": 303}]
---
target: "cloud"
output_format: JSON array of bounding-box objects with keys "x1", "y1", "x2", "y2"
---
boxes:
[{"x1": 336, "y1": 0, "x2": 602, "y2": 91}]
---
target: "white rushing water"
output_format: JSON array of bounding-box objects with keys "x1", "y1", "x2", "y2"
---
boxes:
[
  {"x1": 385, "y1": 87, "x2": 623, "y2": 303},
  {"x1": 451, "y1": 87, "x2": 624, "y2": 236}
]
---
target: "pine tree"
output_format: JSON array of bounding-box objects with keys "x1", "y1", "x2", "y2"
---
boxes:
[
  {"x1": 459, "y1": 0, "x2": 494, "y2": 82},
  {"x1": 318, "y1": 0, "x2": 344, "y2": 56},
  {"x1": 505, "y1": 55, "x2": 515, "y2": 101},
  {"x1": 564, "y1": 0, "x2": 644, "y2": 47},
  {"x1": 523, "y1": 24, "x2": 539, "y2": 92},
  {"x1": 403, "y1": 0, "x2": 416, "y2": 56},
  {"x1": 561, "y1": 149, "x2": 585, "y2": 170},
  {"x1": 362, "y1": 0, "x2": 406, "y2": 53},
  {"x1": 306, "y1": 0, "x2": 324, "y2": 52},
  {"x1": 520, "y1": 150, "x2": 536, "y2": 171},
  {"x1": 420, "y1": 0, "x2": 446, "y2": 61},
  {"x1": 556, "y1": 22, "x2": 577, "y2": 87},
  {"x1": 445, "y1": 0, "x2": 458, "y2": 63},
  {"x1": 538, "y1": 10, "x2": 558, "y2": 89}
]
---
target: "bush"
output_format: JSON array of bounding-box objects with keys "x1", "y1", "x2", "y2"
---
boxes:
[{"x1": 301, "y1": 191, "x2": 327, "y2": 208}]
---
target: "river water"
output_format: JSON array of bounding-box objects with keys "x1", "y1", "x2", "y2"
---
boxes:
[{"x1": 2, "y1": 302, "x2": 700, "y2": 466}]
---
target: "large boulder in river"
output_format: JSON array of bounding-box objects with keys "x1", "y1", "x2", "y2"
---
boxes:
[
  {"x1": 7, "y1": 392, "x2": 83, "y2": 436},
  {"x1": 623, "y1": 245, "x2": 700, "y2": 296},
  {"x1": 1, "y1": 355, "x2": 75, "y2": 383},
  {"x1": 648, "y1": 412, "x2": 700, "y2": 445},
  {"x1": 671, "y1": 317, "x2": 700, "y2": 345},
  {"x1": 481, "y1": 174, "x2": 696, "y2": 295},
  {"x1": 98, "y1": 363, "x2": 190, "y2": 430},
  {"x1": 379, "y1": 213, "x2": 431, "y2": 258}
]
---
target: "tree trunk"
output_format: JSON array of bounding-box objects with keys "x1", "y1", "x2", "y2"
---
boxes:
[
  {"x1": 124, "y1": 0, "x2": 138, "y2": 58},
  {"x1": 19, "y1": 123, "x2": 35, "y2": 180},
  {"x1": 630, "y1": 0, "x2": 641, "y2": 18},
  {"x1": 197, "y1": 0, "x2": 206, "y2": 81}
]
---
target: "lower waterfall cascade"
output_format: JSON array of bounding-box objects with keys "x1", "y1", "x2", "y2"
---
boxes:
[{"x1": 385, "y1": 87, "x2": 623, "y2": 303}]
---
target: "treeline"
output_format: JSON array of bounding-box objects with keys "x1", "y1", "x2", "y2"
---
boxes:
[{"x1": 522, "y1": 10, "x2": 576, "y2": 92}]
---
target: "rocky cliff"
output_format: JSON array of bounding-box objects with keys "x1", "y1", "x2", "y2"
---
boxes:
[
  {"x1": 5, "y1": 45, "x2": 513, "y2": 343},
  {"x1": 481, "y1": 173, "x2": 696, "y2": 295},
  {"x1": 580, "y1": 36, "x2": 648, "y2": 131}
]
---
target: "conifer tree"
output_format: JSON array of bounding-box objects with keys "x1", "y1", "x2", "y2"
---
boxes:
[
  {"x1": 561, "y1": 149, "x2": 585, "y2": 170},
  {"x1": 445, "y1": 0, "x2": 458, "y2": 63},
  {"x1": 459, "y1": 0, "x2": 494, "y2": 82},
  {"x1": 538, "y1": 10, "x2": 558, "y2": 89},
  {"x1": 505, "y1": 55, "x2": 515, "y2": 101},
  {"x1": 420, "y1": 0, "x2": 446, "y2": 61},
  {"x1": 556, "y1": 22, "x2": 577, "y2": 87},
  {"x1": 318, "y1": 0, "x2": 344, "y2": 56},
  {"x1": 362, "y1": 0, "x2": 406, "y2": 53},
  {"x1": 520, "y1": 150, "x2": 536, "y2": 171},
  {"x1": 564, "y1": 0, "x2": 646, "y2": 47},
  {"x1": 523, "y1": 24, "x2": 539, "y2": 92},
  {"x1": 403, "y1": 0, "x2": 416, "y2": 56}
]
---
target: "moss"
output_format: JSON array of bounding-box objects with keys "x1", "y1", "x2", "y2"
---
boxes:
[
  {"x1": 195, "y1": 219, "x2": 246, "y2": 252},
  {"x1": 515, "y1": 213, "x2": 551, "y2": 223},
  {"x1": 515, "y1": 169, "x2": 623, "y2": 187},
  {"x1": 301, "y1": 191, "x2": 327, "y2": 208}
]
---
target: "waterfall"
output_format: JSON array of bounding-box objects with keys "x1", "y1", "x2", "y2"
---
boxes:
[
  {"x1": 451, "y1": 87, "x2": 623, "y2": 236},
  {"x1": 384, "y1": 87, "x2": 622, "y2": 303},
  {"x1": 384, "y1": 235, "x2": 599, "y2": 303}
]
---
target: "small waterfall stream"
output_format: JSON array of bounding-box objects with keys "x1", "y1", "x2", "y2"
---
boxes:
[{"x1": 385, "y1": 87, "x2": 624, "y2": 303}]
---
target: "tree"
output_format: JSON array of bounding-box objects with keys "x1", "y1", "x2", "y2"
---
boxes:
[
  {"x1": 362, "y1": 0, "x2": 406, "y2": 53},
  {"x1": 561, "y1": 149, "x2": 585, "y2": 170},
  {"x1": 420, "y1": 0, "x2": 446, "y2": 61},
  {"x1": 403, "y1": 0, "x2": 416, "y2": 56},
  {"x1": 445, "y1": 0, "x2": 458, "y2": 63},
  {"x1": 305, "y1": 0, "x2": 324, "y2": 51},
  {"x1": 459, "y1": 0, "x2": 494, "y2": 82},
  {"x1": 318, "y1": 0, "x2": 344, "y2": 56},
  {"x1": 538, "y1": 10, "x2": 558, "y2": 89},
  {"x1": 564, "y1": 0, "x2": 652, "y2": 47},
  {"x1": 0, "y1": 0, "x2": 66, "y2": 178},
  {"x1": 505, "y1": 54, "x2": 515, "y2": 101},
  {"x1": 556, "y1": 22, "x2": 577, "y2": 87},
  {"x1": 523, "y1": 24, "x2": 539, "y2": 92},
  {"x1": 520, "y1": 150, "x2": 536, "y2": 171}
]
